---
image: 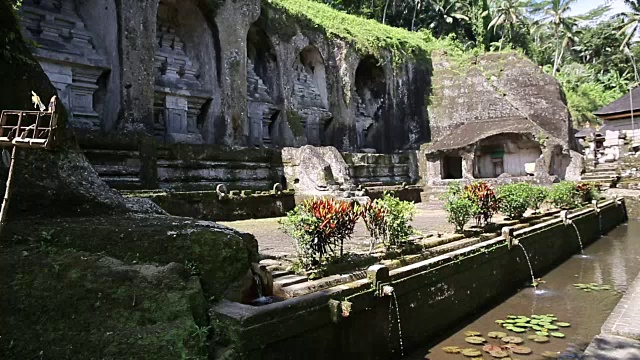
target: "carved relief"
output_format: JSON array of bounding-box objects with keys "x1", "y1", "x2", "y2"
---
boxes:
[
  {"x1": 153, "y1": 0, "x2": 211, "y2": 144},
  {"x1": 19, "y1": 0, "x2": 109, "y2": 130},
  {"x1": 292, "y1": 46, "x2": 332, "y2": 145}
]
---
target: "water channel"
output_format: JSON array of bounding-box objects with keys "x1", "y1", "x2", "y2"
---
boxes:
[{"x1": 407, "y1": 221, "x2": 640, "y2": 359}]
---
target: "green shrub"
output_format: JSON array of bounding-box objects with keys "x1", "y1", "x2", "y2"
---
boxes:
[
  {"x1": 529, "y1": 185, "x2": 549, "y2": 212},
  {"x1": 361, "y1": 192, "x2": 416, "y2": 251},
  {"x1": 444, "y1": 195, "x2": 478, "y2": 233},
  {"x1": 280, "y1": 198, "x2": 360, "y2": 269},
  {"x1": 442, "y1": 182, "x2": 478, "y2": 233},
  {"x1": 497, "y1": 183, "x2": 531, "y2": 219},
  {"x1": 548, "y1": 181, "x2": 581, "y2": 209}
]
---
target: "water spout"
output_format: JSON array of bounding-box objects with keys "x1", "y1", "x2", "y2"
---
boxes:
[
  {"x1": 387, "y1": 292, "x2": 404, "y2": 356},
  {"x1": 516, "y1": 243, "x2": 537, "y2": 289},
  {"x1": 254, "y1": 274, "x2": 264, "y2": 298},
  {"x1": 382, "y1": 285, "x2": 394, "y2": 297},
  {"x1": 570, "y1": 222, "x2": 585, "y2": 254}
]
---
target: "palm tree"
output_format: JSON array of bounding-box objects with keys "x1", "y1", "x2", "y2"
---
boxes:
[
  {"x1": 488, "y1": 0, "x2": 526, "y2": 50},
  {"x1": 426, "y1": 0, "x2": 470, "y2": 37},
  {"x1": 618, "y1": 0, "x2": 640, "y2": 49},
  {"x1": 537, "y1": 0, "x2": 609, "y2": 75}
]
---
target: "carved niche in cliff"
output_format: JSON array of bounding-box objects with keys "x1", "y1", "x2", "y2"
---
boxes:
[
  {"x1": 292, "y1": 45, "x2": 332, "y2": 146},
  {"x1": 154, "y1": 0, "x2": 214, "y2": 144},
  {"x1": 247, "y1": 24, "x2": 281, "y2": 148},
  {"x1": 19, "y1": 0, "x2": 110, "y2": 130},
  {"x1": 354, "y1": 56, "x2": 386, "y2": 152}
]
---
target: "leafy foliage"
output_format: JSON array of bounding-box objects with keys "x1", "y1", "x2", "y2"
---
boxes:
[
  {"x1": 464, "y1": 181, "x2": 499, "y2": 226},
  {"x1": 529, "y1": 185, "x2": 549, "y2": 211},
  {"x1": 442, "y1": 182, "x2": 479, "y2": 233},
  {"x1": 496, "y1": 183, "x2": 531, "y2": 219},
  {"x1": 361, "y1": 192, "x2": 416, "y2": 250},
  {"x1": 280, "y1": 198, "x2": 359, "y2": 269},
  {"x1": 548, "y1": 181, "x2": 581, "y2": 209}
]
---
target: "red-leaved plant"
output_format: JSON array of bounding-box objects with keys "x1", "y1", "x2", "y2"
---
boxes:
[{"x1": 464, "y1": 182, "x2": 499, "y2": 227}]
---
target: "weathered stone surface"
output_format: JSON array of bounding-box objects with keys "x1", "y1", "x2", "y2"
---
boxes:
[
  {"x1": 0, "y1": 250, "x2": 207, "y2": 359},
  {"x1": 2, "y1": 215, "x2": 259, "y2": 300},
  {"x1": 282, "y1": 145, "x2": 352, "y2": 195}
]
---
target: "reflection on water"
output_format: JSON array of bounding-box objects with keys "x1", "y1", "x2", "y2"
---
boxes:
[{"x1": 407, "y1": 221, "x2": 640, "y2": 360}]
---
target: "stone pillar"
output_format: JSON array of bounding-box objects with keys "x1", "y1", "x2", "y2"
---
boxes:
[
  {"x1": 115, "y1": 0, "x2": 158, "y2": 133},
  {"x1": 215, "y1": 0, "x2": 261, "y2": 146},
  {"x1": 462, "y1": 148, "x2": 475, "y2": 179}
]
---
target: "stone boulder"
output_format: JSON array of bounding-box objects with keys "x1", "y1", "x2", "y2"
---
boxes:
[
  {"x1": 2, "y1": 214, "x2": 259, "y2": 301},
  {"x1": 0, "y1": 250, "x2": 207, "y2": 359},
  {"x1": 282, "y1": 146, "x2": 353, "y2": 195}
]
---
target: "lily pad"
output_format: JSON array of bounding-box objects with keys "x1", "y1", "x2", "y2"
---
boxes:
[
  {"x1": 462, "y1": 348, "x2": 483, "y2": 357},
  {"x1": 544, "y1": 324, "x2": 559, "y2": 330},
  {"x1": 489, "y1": 349, "x2": 509, "y2": 358},
  {"x1": 495, "y1": 320, "x2": 506, "y2": 324},
  {"x1": 465, "y1": 330, "x2": 483, "y2": 337},
  {"x1": 556, "y1": 322, "x2": 571, "y2": 327},
  {"x1": 509, "y1": 346, "x2": 532, "y2": 355},
  {"x1": 442, "y1": 346, "x2": 461, "y2": 354},
  {"x1": 541, "y1": 351, "x2": 560, "y2": 358},
  {"x1": 550, "y1": 332, "x2": 565, "y2": 338},
  {"x1": 501, "y1": 336, "x2": 524, "y2": 344},
  {"x1": 536, "y1": 331, "x2": 549, "y2": 336},
  {"x1": 465, "y1": 336, "x2": 486, "y2": 344},
  {"x1": 528, "y1": 335, "x2": 549, "y2": 343},
  {"x1": 488, "y1": 331, "x2": 507, "y2": 339},
  {"x1": 532, "y1": 325, "x2": 543, "y2": 331},
  {"x1": 510, "y1": 327, "x2": 526, "y2": 333},
  {"x1": 483, "y1": 344, "x2": 503, "y2": 353}
]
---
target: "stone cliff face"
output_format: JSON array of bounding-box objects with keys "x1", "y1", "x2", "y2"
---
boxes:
[{"x1": 15, "y1": 0, "x2": 430, "y2": 154}]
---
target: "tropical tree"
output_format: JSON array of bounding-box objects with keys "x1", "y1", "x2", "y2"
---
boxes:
[
  {"x1": 618, "y1": 0, "x2": 640, "y2": 49},
  {"x1": 535, "y1": 0, "x2": 609, "y2": 75},
  {"x1": 488, "y1": 0, "x2": 527, "y2": 50},
  {"x1": 425, "y1": 0, "x2": 471, "y2": 37}
]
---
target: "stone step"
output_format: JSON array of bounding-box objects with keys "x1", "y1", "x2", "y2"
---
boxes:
[
  {"x1": 584, "y1": 170, "x2": 618, "y2": 176},
  {"x1": 273, "y1": 274, "x2": 308, "y2": 288},
  {"x1": 271, "y1": 270, "x2": 293, "y2": 278}
]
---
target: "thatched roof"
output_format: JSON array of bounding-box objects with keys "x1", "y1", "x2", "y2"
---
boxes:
[{"x1": 594, "y1": 87, "x2": 640, "y2": 117}]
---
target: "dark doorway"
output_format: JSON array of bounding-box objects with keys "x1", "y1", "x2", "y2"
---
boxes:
[{"x1": 442, "y1": 155, "x2": 463, "y2": 179}]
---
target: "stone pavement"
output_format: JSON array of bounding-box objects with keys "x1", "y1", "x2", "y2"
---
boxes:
[
  {"x1": 220, "y1": 203, "x2": 459, "y2": 258},
  {"x1": 584, "y1": 269, "x2": 640, "y2": 360}
]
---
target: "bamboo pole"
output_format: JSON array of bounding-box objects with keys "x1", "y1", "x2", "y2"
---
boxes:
[{"x1": 0, "y1": 146, "x2": 17, "y2": 236}]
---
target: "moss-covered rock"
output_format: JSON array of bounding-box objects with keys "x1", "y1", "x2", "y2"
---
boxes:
[
  {"x1": 0, "y1": 249, "x2": 208, "y2": 359},
  {"x1": 3, "y1": 214, "x2": 259, "y2": 300}
]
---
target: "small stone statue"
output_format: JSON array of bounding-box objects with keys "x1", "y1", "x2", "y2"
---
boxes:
[
  {"x1": 31, "y1": 91, "x2": 45, "y2": 112},
  {"x1": 48, "y1": 95, "x2": 57, "y2": 113}
]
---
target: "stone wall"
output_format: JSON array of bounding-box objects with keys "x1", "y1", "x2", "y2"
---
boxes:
[{"x1": 210, "y1": 200, "x2": 627, "y2": 359}]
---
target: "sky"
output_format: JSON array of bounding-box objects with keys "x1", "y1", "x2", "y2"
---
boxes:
[{"x1": 568, "y1": 0, "x2": 629, "y2": 17}]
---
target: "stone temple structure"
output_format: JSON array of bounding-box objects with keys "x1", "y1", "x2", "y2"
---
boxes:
[{"x1": 15, "y1": 0, "x2": 581, "y2": 197}]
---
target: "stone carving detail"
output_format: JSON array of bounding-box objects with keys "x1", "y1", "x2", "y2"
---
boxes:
[
  {"x1": 153, "y1": 0, "x2": 211, "y2": 144},
  {"x1": 292, "y1": 62, "x2": 332, "y2": 145},
  {"x1": 354, "y1": 93, "x2": 377, "y2": 151},
  {"x1": 247, "y1": 58, "x2": 279, "y2": 146},
  {"x1": 19, "y1": 0, "x2": 109, "y2": 130}
]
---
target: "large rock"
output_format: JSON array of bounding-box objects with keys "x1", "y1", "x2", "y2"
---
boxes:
[
  {"x1": 2, "y1": 214, "x2": 259, "y2": 300},
  {"x1": 282, "y1": 145, "x2": 353, "y2": 195},
  {"x1": 0, "y1": 250, "x2": 207, "y2": 359}
]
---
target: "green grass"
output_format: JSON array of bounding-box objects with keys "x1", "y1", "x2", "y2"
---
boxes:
[{"x1": 269, "y1": 0, "x2": 462, "y2": 60}]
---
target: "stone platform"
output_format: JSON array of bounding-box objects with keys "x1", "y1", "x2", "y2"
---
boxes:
[{"x1": 585, "y1": 269, "x2": 640, "y2": 359}]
